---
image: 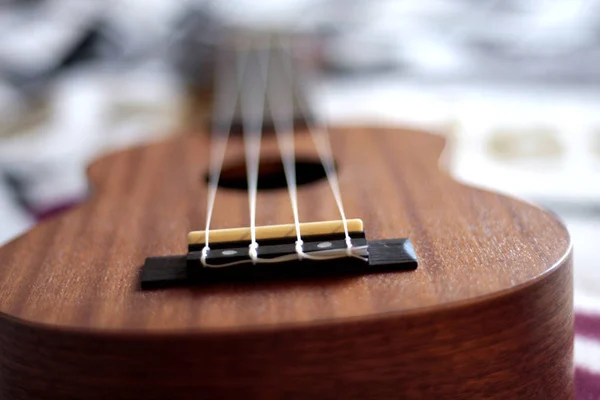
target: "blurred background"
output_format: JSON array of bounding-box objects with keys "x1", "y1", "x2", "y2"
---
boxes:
[{"x1": 1, "y1": 0, "x2": 599, "y2": 377}]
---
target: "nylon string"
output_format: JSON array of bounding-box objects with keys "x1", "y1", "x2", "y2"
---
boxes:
[
  {"x1": 266, "y1": 37, "x2": 304, "y2": 258},
  {"x1": 287, "y1": 38, "x2": 357, "y2": 257},
  {"x1": 201, "y1": 39, "x2": 250, "y2": 266},
  {"x1": 201, "y1": 36, "x2": 367, "y2": 268},
  {"x1": 266, "y1": 37, "x2": 367, "y2": 263},
  {"x1": 241, "y1": 38, "x2": 271, "y2": 263}
]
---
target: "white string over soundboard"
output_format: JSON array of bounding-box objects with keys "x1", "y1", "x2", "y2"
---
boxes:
[
  {"x1": 286, "y1": 37, "x2": 357, "y2": 257},
  {"x1": 266, "y1": 36, "x2": 305, "y2": 258},
  {"x1": 267, "y1": 36, "x2": 367, "y2": 262},
  {"x1": 201, "y1": 38, "x2": 250, "y2": 266},
  {"x1": 200, "y1": 33, "x2": 367, "y2": 268},
  {"x1": 241, "y1": 37, "x2": 271, "y2": 264}
]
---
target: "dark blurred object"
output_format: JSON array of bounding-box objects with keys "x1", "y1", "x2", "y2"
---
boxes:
[
  {"x1": 4, "y1": 21, "x2": 111, "y2": 95},
  {"x1": 0, "y1": 1, "x2": 107, "y2": 87},
  {"x1": 0, "y1": 0, "x2": 43, "y2": 5},
  {"x1": 169, "y1": 5, "x2": 222, "y2": 88}
]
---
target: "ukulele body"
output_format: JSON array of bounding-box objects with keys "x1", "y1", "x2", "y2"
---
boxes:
[{"x1": 0, "y1": 127, "x2": 573, "y2": 399}]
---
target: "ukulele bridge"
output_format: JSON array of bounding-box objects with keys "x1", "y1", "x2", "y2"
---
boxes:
[{"x1": 141, "y1": 220, "x2": 418, "y2": 289}]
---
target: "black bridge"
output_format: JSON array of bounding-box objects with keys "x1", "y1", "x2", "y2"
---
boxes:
[{"x1": 140, "y1": 233, "x2": 418, "y2": 290}]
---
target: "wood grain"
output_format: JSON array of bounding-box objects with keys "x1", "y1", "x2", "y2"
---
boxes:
[{"x1": 0, "y1": 127, "x2": 573, "y2": 399}]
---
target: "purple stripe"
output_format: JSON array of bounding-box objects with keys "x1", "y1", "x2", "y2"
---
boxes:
[
  {"x1": 576, "y1": 368, "x2": 600, "y2": 400},
  {"x1": 34, "y1": 200, "x2": 82, "y2": 221},
  {"x1": 576, "y1": 313, "x2": 600, "y2": 341}
]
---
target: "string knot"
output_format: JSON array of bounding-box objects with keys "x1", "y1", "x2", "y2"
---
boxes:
[
  {"x1": 295, "y1": 239, "x2": 304, "y2": 260},
  {"x1": 345, "y1": 237, "x2": 353, "y2": 257},
  {"x1": 249, "y1": 242, "x2": 259, "y2": 264},
  {"x1": 200, "y1": 246, "x2": 210, "y2": 267}
]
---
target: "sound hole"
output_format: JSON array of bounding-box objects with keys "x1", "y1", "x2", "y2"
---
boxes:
[{"x1": 209, "y1": 158, "x2": 330, "y2": 191}]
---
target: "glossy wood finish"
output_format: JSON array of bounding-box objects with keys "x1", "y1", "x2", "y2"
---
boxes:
[{"x1": 0, "y1": 127, "x2": 573, "y2": 399}]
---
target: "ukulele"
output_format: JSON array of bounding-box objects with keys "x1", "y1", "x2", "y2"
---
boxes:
[{"x1": 0, "y1": 33, "x2": 573, "y2": 399}]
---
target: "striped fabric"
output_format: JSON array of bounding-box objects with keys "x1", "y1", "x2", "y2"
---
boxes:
[{"x1": 576, "y1": 294, "x2": 600, "y2": 399}]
